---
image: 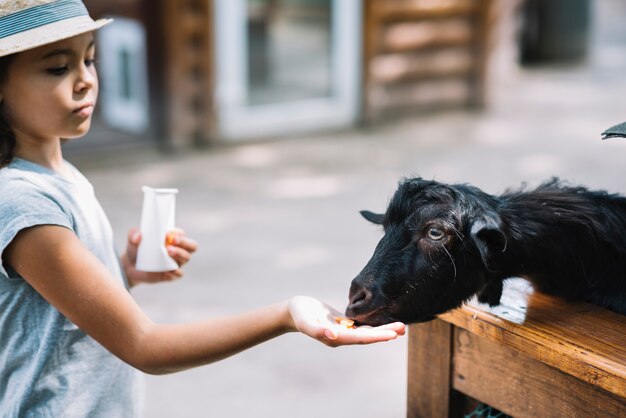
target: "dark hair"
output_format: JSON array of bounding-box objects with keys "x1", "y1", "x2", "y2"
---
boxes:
[{"x1": 0, "y1": 54, "x2": 16, "y2": 168}]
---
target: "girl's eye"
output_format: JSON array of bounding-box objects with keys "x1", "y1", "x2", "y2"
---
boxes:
[
  {"x1": 85, "y1": 59, "x2": 96, "y2": 67},
  {"x1": 47, "y1": 66, "x2": 68, "y2": 76},
  {"x1": 426, "y1": 227, "x2": 445, "y2": 241}
]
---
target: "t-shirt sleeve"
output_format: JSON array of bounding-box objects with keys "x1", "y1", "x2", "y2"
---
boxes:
[{"x1": 0, "y1": 182, "x2": 73, "y2": 279}]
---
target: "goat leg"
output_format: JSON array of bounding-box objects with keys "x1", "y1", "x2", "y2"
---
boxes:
[{"x1": 477, "y1": 279, "x2": 504, "y2": 307}]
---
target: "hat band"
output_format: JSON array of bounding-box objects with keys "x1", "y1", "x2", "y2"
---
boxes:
[{"x1": 0, "y1": 0, "x2": 89, "y2": 39}]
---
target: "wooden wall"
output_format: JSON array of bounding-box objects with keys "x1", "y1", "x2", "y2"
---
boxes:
[
  {"x1": 362, "y1": 0, "x2": 494, "y2": 122},
  {"x1": 153, "y1": 0, "x2": 215, "y2": 148},
  {"x1": 82, "y1": 0, "x2": 501, "y2": 148},
  {"x1": 84, "y1": 0, "x2": 215, "y2": 149},
  {"x1": 84, "y1": 0, "x2": 144, "y2": 20},
  {"x1": 75, "y1": 0, "x2": 152, "y2": 152}
]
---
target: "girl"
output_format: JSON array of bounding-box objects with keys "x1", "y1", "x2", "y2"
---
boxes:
[{"x1": 0, "y1": 1, "x2": 405, "y2": 416}]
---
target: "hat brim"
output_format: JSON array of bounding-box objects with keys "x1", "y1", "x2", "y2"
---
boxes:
[{"x1": 0, "y1": 16, "x2": 112, "y2": 58}]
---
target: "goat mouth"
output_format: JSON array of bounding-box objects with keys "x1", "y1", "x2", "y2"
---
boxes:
[
  {"x1": 347, "y1": 302, "x2": 439, "y2": 325},
  {"x1": 345, "y1": 306, "x2": 396, "y2": 327}
]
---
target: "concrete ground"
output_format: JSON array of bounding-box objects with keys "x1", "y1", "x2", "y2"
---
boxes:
[{"x1": 70, "y1": 5, "x2": 626, "y2": 418}]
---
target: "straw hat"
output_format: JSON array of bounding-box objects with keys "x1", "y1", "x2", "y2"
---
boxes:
[{"x1": 0, "y1": 0, "x2": 112, "y2": 57}]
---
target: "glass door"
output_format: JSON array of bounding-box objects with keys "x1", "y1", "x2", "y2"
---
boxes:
[{"x1": 215, "y1": 0, "x2": 361, "y2": 140}]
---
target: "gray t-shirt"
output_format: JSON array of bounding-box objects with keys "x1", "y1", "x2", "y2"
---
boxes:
[{"x1": 0, "y1": 158, "x2": 142, "y2": 417}]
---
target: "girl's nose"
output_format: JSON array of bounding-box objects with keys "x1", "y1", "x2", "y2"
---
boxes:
[{"x1": 75, "y1": 65, "x2": 96, "y2": 93}]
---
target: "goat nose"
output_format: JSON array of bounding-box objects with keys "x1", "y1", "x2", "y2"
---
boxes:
[{"x1": 348, "y1": 284, "x2": 373, "y2": 308}]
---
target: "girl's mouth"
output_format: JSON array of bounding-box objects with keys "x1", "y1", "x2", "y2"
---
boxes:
[{"x1": 73, "y1": 103, "x2": 94, "y2": 118}]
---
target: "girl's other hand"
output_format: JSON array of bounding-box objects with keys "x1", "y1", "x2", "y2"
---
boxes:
[
  {"x1": 121, "y1": 227, "x2": 198, "y2": 287},
  {"x1": 287, "y1": 296, "x2": 405, "y2": 347}
]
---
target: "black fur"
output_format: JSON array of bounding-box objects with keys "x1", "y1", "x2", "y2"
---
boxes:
[{"x1": 345, "y1": 177, "x2": 626, "y2": 326}]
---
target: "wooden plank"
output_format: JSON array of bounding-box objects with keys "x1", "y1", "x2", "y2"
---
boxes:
[
  {"x1": 380, "y1": 20, "x2": 473, "y2": 53},
  {"x1": 370, "y1": 49, "x2": 473, "y2": 83},
  {"x1": 452, "y1": 328, "x2": 626, "y2": 417},
  {"x1": 374, "y1": 0, "x2": 476, "y2": 21},
  {"x1": 368, "y1": 79, "x2": 470, "y2": 113},
  {"x1": 407, "y1": 320, "x2": 463, "y2": 418},
  {"x1": 440, "y1": 278, "x2": 626, "y2": 399}
]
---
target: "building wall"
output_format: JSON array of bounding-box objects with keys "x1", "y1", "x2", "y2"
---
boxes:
[
  {"x1": 76, "y1": 0, "x2": 500, "y2": 152},
  {"x1": 75, "y1": 0, "x2": 215, "y2": 153},
  {"x1": 362, "y1": 0, "x2": 495, "y2": 121}
]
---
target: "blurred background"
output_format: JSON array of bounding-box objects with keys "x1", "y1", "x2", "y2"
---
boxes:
[{"x1": 70, "y1": 0, "x2": 626, "y2": 417}]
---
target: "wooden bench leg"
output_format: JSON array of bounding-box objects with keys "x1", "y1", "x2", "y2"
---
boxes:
[{"x1": 407, "y1": 320, "x2": 464, "y2": 418}]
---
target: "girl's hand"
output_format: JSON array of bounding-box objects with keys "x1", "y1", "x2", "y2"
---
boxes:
[
  {"x1": 287, "y1": 296, "x2": 405, "y2": 347},
  {"x1": 121, "y1": 227, "x2": 198, "y2": 287}
]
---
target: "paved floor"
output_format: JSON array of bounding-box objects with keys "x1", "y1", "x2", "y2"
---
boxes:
[{"x1": 70, "y1": 6, "x2": 626, "y2": 418}]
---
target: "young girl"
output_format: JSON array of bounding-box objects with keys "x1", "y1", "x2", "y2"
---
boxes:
[{"x1": 0, "y1": 1, "x2": 405, "y2": 416}]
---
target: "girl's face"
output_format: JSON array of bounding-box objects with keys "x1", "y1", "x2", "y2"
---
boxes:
[{"x1": 0, "y1": 32, "x2": 98, "y2": 143}]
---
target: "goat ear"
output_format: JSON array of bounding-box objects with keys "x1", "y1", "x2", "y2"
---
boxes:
[
  {"x1": 470, "y1": 216, "x2": 507, "y2": 268},
  {"x1": 360, "y1": 210, "x2": 385, "y2": 225}
]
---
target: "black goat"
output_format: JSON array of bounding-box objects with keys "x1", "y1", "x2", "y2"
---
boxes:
[{"x1": 345, "y1": 177, "x2": 626, "y2": 326}]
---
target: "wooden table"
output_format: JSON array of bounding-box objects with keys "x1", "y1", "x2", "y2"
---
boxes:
[{"x1": 406, "y1": 278, "x2": 626, "y2": 417}]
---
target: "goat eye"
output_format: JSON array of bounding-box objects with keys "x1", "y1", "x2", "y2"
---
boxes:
[{"x1": 426, "y1": 227, "x2": 445, "y2": 240}]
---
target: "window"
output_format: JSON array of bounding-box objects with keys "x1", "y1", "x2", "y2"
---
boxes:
[{"x1": 97, "y1": 17, "x2": 150, "y2": 134}]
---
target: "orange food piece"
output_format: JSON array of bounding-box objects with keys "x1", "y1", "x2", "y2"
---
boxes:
[
  {"x1": 334, "y1": 316, "x2": 355, "y2": 329},
  {"x1": 165, "y1": 231, "x2": 177, "y2": 246}
]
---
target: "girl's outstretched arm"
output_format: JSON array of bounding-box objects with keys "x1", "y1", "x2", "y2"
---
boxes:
[{"x1": 5, "y1": 225, "x2": 404, "y2": 375}]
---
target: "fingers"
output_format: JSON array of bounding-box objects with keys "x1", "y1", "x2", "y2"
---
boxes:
[
  {"x1": 127, "y1": 227, "x2": 141, "y2": 245},
  {"x1": 179, "y1": 236, "x2": 198, "y2": 253},
  {"x1": 289, "y1": 297, "x2": 405, "y2": 347},
  {"x1": 162, "y1": 269, "x2": 183, "y2": 281},
  {"x1": 125, "y1": 227, "x2": 196, "y2": 287},
  {"x1": 313, "y1": 325, "x2": 400, "y2": 347},
  {"x1": 128, "y1": 227, "x2": 198, "y2": 253},
  {"x1": 166, "y1": 231, "x2": 198, "y2": 256},
  {"x1": 126, "y1": 228, "x2": 196, "y2": 266},
  {"x1": 301, "y1": 324, "x2": 401, "y2": 346},
  {"x1": 124, "y1": 228, "x2": 141, "y2": 267},
  {"x1": 134, "y1": 269, "x2": 183, "y2": 284},
  {"x1": 143, "y1": 228, "x2": 198, "y2": 268},
  {"x1": 317, "y1": 321, "x2": 406, "y2": 346},
  {"x1": 167, "y1": 245, "x2": 192, "y2": 267},
  {"x1": 375, "y1": 322, "x2": 406, "y2": 336}
]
